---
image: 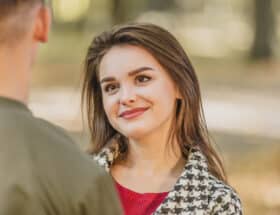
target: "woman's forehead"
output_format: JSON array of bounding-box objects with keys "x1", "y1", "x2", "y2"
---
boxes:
[{"x1": 99, "y1": 45, "x2": 162, "y2": 79}]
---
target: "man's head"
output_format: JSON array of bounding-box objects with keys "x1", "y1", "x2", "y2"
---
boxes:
[
  {"x1": 0, "y1": 0, "x2": 50, "y2": 46},
  {"x1": 0, "y1": 0, "x2": 51, "y2": 104}
]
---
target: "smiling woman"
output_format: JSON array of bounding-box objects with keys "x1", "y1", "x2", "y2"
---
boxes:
[{"x1": 82, "y1": 23, "x2": 242, "y2": 215}]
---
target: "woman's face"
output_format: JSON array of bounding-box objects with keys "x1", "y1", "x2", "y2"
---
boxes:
[{"x1": 99, "y1": 45, "x2": 179, "y2": 139}]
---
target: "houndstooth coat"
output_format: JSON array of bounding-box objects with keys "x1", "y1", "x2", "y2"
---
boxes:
[{"x1": 93, "y1": 145, "x2": 242, "y2": 215}]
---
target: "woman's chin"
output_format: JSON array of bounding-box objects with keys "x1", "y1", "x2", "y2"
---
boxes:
[
  {"x1": 120, "y1": 129, "x2": 150, "y2": 140},
  {"x1": 125, "y1": 132, "x2": 145, "y2": 140}
]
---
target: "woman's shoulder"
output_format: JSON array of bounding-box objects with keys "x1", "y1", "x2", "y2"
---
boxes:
[
  {"x1": 207, "y1": 174, "x2": 242, "y2": 214},
  {"x1": 185, "y1": 147, "x2": 242, "y2": 214}
]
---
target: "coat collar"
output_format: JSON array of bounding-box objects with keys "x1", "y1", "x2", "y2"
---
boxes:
[{"x1": 93, "y1": 143, "x2": 211, "y2": 214}]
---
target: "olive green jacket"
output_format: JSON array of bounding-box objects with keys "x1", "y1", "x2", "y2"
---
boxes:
[{"x1": 0, "y1": 97, "x2": 122, "y2": 215}]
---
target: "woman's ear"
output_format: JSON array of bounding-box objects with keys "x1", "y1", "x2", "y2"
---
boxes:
[{"x1": 33, "y1": 6, "x2": 51, "y2": 43}]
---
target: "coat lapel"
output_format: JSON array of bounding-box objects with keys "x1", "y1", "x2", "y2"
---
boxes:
[{"x1": 154, "y1": 148, "x2": 210, "y2": 214}]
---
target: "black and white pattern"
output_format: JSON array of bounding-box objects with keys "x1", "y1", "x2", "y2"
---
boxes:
[{"x1": 93, "y1": 145, "x2": 242, "y2": 215}]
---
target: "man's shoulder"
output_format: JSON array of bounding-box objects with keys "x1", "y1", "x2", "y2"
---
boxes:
[
  {"x1": 0, "y1": 108, "x2": 122, "y2": 215},
  {"x1": 33, "y1": 117, "x2": 75, "y2": 144},
  {"x1": 0, "y1": 106, "x2": 68, "y2": 139},
  {"x1": 3, "y1": 107, "x2": 74, "y2": 145},
  {"x1": 0, "y1": 107, "x2": 82, "y2": 167},
  {"x1": 0, "y1": 108, "x2": 108, "y2": 192}
]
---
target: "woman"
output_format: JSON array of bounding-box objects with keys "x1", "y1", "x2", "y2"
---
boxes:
[{"x1": 82, "y1": 23, "x2": 242, "y2": 215}]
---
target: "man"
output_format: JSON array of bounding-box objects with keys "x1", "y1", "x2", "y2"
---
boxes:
[{"x1": 0, "y1": 1, "x2": 122, "y2": 214}]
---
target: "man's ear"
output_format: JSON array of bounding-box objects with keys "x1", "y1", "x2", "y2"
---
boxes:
[{"x1": 33, "y1": 6, "x2": 51, "y2": 43}]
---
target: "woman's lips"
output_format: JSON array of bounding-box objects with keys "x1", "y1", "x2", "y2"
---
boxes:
[{"x1": 119, "y1": 107, "x2": 149, "y2": 119}]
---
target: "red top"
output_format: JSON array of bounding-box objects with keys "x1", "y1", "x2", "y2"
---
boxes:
[{"x1": 115, "y1": 181, "x2": 169, "y2": 215}]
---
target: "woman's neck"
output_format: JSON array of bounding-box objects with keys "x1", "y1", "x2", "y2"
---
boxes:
[
  {"x1": 126, "y1": 137, "x2": 183, "y2": 176},
  {"x1": 112, "y1": 135, "x2": 185, "y2": 192}
]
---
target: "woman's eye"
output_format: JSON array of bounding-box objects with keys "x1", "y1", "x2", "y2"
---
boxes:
[
  {"x1": 104, "y1": 83, "x2": 119, "y2": 93},
  {"x1": 135, "y1": 75, "x2": 151, "y2": 83}
]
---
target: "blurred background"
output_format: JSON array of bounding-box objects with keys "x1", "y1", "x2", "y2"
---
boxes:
[{"x1": 30, "y1": 0, "x2": 280, "y2": 214}]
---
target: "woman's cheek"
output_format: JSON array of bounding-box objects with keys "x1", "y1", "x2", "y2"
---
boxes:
[{"x1": 104, "y1": 96, "x2": 118, "y2": 118}]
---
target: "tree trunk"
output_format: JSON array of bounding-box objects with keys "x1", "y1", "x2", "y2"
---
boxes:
[
  {"x1": 250, "y1": 0, "x2": 275, "y2": 60},
  {"x1": 111, "y1": 0, "x2": 128, "y2": 25},
  {"x1": 148, "y1": 0, "x2": 177, "y2": 11}
]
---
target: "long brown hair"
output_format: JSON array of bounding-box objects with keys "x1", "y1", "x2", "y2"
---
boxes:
[{"x1": 82, "y1": 23, "x2": 227, "y2": 182}]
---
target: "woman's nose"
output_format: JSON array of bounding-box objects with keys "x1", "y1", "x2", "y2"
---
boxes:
[{"x1": 119, "y1": 86, "x2": 136, "y2": 105}]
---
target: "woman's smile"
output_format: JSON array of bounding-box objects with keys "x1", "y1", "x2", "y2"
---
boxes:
[{"x1": 119, "y1": 107, "x2": 149, "y2": 120}]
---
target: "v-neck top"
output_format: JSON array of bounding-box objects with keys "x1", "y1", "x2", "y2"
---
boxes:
[{"x1": 115, "y1": 181, "x2": 168, "y2": 215}]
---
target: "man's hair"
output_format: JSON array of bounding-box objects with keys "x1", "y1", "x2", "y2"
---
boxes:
[
  {"x1": 0, "y1": 0, "x2": 45, "y2": 18},
  {"x1": 0, "y1": 0, "x2": 45, "y2": 44}
]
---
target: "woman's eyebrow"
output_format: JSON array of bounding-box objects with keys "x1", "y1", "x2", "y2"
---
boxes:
[
  {"x1": 128, "y1": 66, "x2": 154, "y2": 76},
  {"x1": 100, "y1": 66, "x2": 154, "y2": 84},
  {"x1": 100, "y1": 77, "x2": 116, "y2": 84}
]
